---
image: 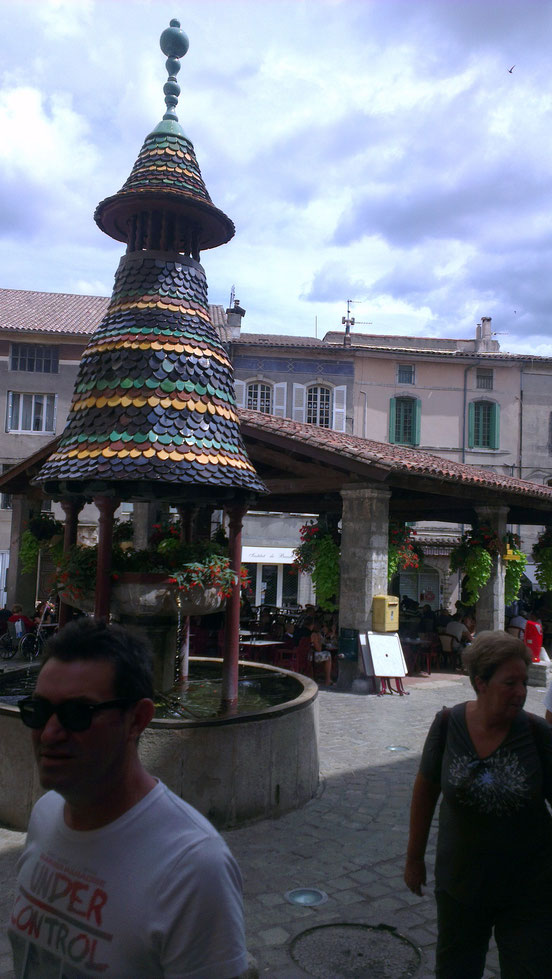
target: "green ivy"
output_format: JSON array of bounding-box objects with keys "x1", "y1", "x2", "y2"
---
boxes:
[
  {"x1": 533, "y1": 527, "x2": 552, "y2": 592},
  {"x1": 309, "y1": 534, "x2": 340, "y2": 612}
]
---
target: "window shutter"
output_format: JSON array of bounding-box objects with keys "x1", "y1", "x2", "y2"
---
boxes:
[
  {"x1": 413, "y1": 398, "x2": 421, "y2": 446},
  {"x1": 468, "y1": 401, "x2": 475, "y2": 449},
  {"x1": 388, "y1": 397, "x2": 397, "y2": 443},
  {"x1": 6, "y1": 392, "x2": 12, "y2": 433},
  {"x1": 273, "y1": 382, "x2": 287, "y2": 417},
  {"x1": 332, "y1": 385, "x2": 347, "y2": 432},
  {"x1": 292, "y1": 384, "x2": 306, "y2": 423},
  {"x1": 490, "y1": 402, "x2": 500, "y2": 450},
  {"x1": 233, "y1": 379, "x2": 246, "y2": 409}
]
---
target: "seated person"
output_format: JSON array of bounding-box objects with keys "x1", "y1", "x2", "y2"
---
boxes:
[
  {"x1": 281, "y1": 619, "x2": 295, "y2": 648},
  {"x1": 310, "y1": 616, "x2": 332, "y2": 687},
  {"x1": 419, "y1": 604, "x2": 436, "y2": 634},
  {"x1": 509, "y1": 611, "x2": 528, "y2": 637},
  {"x1": 445, "y1": 612, "x2": 473, "y2": 648},
  {"x1": 0, "y1": 606, "x2": 12, "y2": 636},
  {"x1": 8, "y1": 604, "x2": 35, "y2": 635}
]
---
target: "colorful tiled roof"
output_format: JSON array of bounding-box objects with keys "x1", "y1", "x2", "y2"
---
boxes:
[
  {"x1": 36, "y1": 21, "x2": 265, "y2": 502},
  {"x1": 238, "y1": 408, "x2": 552, "y2": 502},
  {"x1": 94, "y1": 20, "x2": 233, "y2": 251}
]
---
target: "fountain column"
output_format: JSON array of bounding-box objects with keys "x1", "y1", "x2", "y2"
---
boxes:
[
  {"x1": 58, "y1": 498, "x2": 84, "y2": 627},
  {"x1": 94, "y1": 497, "x2": 118, "y2": 620},
  {"x1": 221, "y1": 503, "x2": 246, "y2": 711}
]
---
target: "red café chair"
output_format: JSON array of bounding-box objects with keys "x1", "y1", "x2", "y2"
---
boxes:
[{"x1": 276, "y1": 636, "x2": 313, "y2": 678}]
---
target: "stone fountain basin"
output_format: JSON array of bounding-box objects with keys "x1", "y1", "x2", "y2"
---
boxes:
[{"x1": 0, "y1": 659, "x2": 319, "y2": 831}]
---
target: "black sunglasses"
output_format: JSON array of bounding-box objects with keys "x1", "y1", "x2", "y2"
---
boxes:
[{"x1": 18, "y1": 696, "x2": 137, "y2": 732}]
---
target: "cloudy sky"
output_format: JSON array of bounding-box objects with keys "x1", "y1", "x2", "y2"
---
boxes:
[{"x1": 1, "y1": 0, "x2": 551, "y2": 354}]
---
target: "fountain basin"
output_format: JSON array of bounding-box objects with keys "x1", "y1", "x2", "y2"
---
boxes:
[{"x1": 0, "y1": 659, "x2": 319, "y2": 831}]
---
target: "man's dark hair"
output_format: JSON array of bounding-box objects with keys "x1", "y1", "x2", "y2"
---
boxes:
[{"x1": 41, "y1": 618, "x2": 154, "y2": 700}]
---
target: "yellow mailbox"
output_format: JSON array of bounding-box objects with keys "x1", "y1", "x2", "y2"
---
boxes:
[{"x1": 372, "y1": 595, "x2": 399, "y2": 632}]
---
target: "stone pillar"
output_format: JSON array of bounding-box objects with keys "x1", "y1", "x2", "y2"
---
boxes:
[
  {"x1": 132, "y1": 501, "x2": 161, "y2": 550},
  {"x1": 221, "y1": 503, "x2": 246, "y2": 713},
  {"x1": 94, "y1": 496, "x2": 118, "y2": 620},
  {"x1": 58, "y1": 498, "x2": 85, "y2": 628},
  {"x1": 337, "y1": 485, "x2": 390, "y2": 689},
  {"x1": 6, "y1": 493, "x2": 42, "y2": 612},
  {"x1": 475, "y1": 505, "x2": 509, "y2": 632}
]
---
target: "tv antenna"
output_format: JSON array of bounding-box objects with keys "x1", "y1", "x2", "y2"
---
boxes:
[{"x1": 342, "y1": 299, "x2": 372, "y2": 345}]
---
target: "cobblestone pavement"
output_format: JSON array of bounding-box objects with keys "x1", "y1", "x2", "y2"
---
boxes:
[{"x1": 0, "y1": 669, "x2": 548, "y2": 978}]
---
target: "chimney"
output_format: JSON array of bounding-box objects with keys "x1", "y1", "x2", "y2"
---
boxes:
[
  {"x1": 225, "y1": 299, "x2": 245, "y2": 340},
  {"x1": 481, "y1": 316, "x2": 492, "y2": 339}
]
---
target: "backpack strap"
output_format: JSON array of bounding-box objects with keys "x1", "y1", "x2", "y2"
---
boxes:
[{"x1": 438, "y1": 706, "x2": 451, "y2": 758}]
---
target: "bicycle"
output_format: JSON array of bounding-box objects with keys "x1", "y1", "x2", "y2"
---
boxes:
[
  {"x1": 0, "y1": 631, "x2": 17, "y2": 659},
  {"x1": 20, "y1": 630, "x2": 44, "y2": 661}
]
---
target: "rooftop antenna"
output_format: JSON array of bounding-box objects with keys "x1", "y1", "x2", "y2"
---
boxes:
[
  {"x1": 229, "y1": 284, "x2": 235, "y2": 308},
  {"x1": 342, "y1": 299, "x2": 372, "y2": 346}
]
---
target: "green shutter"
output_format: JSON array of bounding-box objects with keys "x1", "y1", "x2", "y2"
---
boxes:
[
  {"x1": 490, "y1": 402, "x2": 500, "y2": 449},
  {"x1": 389, "y1": 397, "x2": 396, "y2": 443},
  {"x1": 468, "y1": 401, "x2": 475, "y2": 449},
  {"x1": 413, "y1": 398, "x2": 421, "y2": 446}
]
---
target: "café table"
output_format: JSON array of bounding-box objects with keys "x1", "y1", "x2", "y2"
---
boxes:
[
  {"x1": 239, "y1": 639, "x2": 284, "y2": 665},
  {"x1": 401, "y1": 636, "x2": 433, "y2": 675}
]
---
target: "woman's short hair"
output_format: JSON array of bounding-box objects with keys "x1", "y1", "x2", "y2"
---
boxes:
[{"x1": 462, "y1": 630, "x2": 531, "y2": 691}]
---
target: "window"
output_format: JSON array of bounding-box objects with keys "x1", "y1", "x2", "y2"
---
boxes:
[
  {"x1": 247, "y1": 382, "x2": 272, "y2": 414},
  {"x1": 6, "y1": 392, "x2": 56, "y2": 434},
  {"x1": 468, "y1": 400, "x2": 500, "y2": 449},
  {"x1": 389, "y1": 396, "x2": 421, "y2": 446},
  {"x1": 476, "y1": 368, "x2": 493, "y2": 390},
  {"x1": 397, "y1": 364, "x2": 415, "y2": 384},
  {"x1": 10, "y1": 343, "x2": 59, "y2": 374},
  {"x1": 307, "y1": 385, "x2": 331, "y2": 427}
]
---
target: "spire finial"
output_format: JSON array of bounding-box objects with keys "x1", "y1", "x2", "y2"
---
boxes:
[{"x1": 159, "y1": 18, "x2": 189, "y2": 123}]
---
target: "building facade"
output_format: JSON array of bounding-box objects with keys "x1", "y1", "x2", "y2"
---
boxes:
[{"x1": 0, "y1": 290, "x2": 550, "y2": 611}]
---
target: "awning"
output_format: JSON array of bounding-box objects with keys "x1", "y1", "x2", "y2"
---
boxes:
[{"x1": 242, "y1": 545, "x2": 296, "y2": 565}]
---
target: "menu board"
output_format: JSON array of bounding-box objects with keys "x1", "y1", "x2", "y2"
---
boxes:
[{"x1": 359, "y1": 631, "x2": 407, "y2": 678}]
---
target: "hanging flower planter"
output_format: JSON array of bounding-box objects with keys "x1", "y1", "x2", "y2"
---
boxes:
[
  {"x1": 387, "y1": 522, "x2": 423, "y2": 582},
  {"x1": 532, "y1": 527, "x2": 552, "y2": 592},
  {"x1": 293, "y1": 520, "x2": 340, "y2": 611},
  {"x1": 449, "y1": 523, "x2": 527, "y2": 606},
  {"x1": 55, "y1": 518, "x2": 244, "y2": 617}
]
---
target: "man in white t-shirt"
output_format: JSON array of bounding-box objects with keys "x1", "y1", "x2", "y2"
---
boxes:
[{"x1": 9, "y1": 619, "x2": 248, "y2": 978}]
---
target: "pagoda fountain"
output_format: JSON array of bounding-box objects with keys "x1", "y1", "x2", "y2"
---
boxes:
[{"x1": 35, "y1": 19, "x2": 267, "y2": 709}]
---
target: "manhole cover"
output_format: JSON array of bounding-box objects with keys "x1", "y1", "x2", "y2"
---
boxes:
[{"x1": 290, "y1": 923, "x2": 421, "y2": 978}]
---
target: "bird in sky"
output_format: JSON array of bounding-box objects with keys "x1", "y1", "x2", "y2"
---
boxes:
[{"x1": 508, "y1": 65, "x2": 515, "y2": 73}]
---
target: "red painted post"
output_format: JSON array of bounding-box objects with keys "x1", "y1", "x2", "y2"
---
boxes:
[
  {"x1": 94, "y1": 496, "x2": 118, "y2": 621},
  {"x1": 221, "y1": 503, "x2": 246, "y2": 713},
  {"x1": 58, "y1": 498, "x2": 84, "y2": 628}
]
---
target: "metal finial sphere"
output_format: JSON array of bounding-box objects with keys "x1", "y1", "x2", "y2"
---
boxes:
[{"x1": 160, "y1": 20, "x2": 189, "y2": 59}]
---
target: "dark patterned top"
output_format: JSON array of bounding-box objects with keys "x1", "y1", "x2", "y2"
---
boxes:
[{"x1": 421, "y1": 703, "x2": 552, "y2": 904}]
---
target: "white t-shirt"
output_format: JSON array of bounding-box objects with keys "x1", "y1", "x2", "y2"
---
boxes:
[
  {"x1": 9, "y1": 782, "x2": 247, "y2": 978},
  {"x1": 445, "y1": 620, "x2": 467, "y2": 644}
]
